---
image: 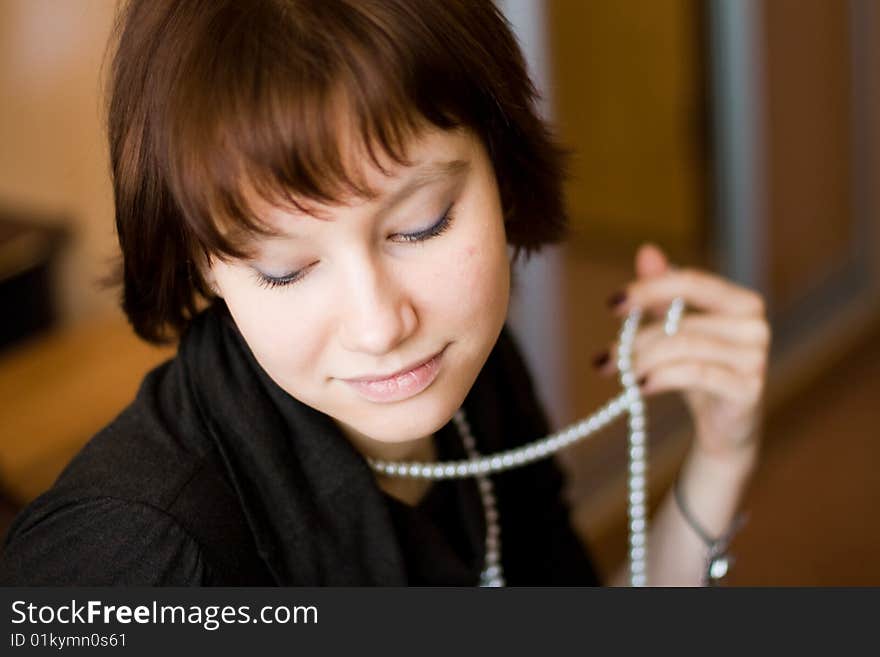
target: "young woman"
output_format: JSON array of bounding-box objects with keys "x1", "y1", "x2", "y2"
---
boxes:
[{"x1": 0, "y1": 0, "x2": 769, "y2": 586}]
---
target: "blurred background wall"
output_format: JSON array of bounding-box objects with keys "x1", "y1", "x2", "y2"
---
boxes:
[
  {"x1": 0, "y1": 0, "x2": 119, "y2": 324},
  {"x1": 1, "y1": 0, "x2": 878, "y2": 585}
]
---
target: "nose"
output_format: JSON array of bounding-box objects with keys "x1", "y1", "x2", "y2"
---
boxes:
[{"x1": 338, "y1": 252, "x2": 418, "y2": 356}]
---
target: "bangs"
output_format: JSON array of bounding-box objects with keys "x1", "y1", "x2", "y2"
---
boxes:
[{"x1": 160, "y1": 0, "x2": 487, "y2": 261}]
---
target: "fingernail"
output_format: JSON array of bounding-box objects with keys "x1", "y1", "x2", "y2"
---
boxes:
[
  {"x1": 606, "y1": 290, "x2": 627, "y2": 309},
  {"x1": 592, "y1": 350, "x2": 610, "y2": 369},
  {"x1": 637, "y1": 375, "x2": 648, "y2": 387}
]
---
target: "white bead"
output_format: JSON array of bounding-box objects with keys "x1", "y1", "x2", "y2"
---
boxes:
[
  {"x1": 631, "y1": 503, "x2": 646, "y2": 519},
  {"x1": 630, "y1": 559, "x2": 645, "y2": 574},
  {"x1": 709, "y1": 557, "x2": 729, "y2": 580},
  {"x1": 630, "y1": 546, "x2": 645, "y2": 561},
  {"x1": 629, "y1": 460, "x2": 645, "y2": 475},
  {"x1": 621, "y1": 372, "x2": 636, "y2": 387},
  {"x1": 630, "y1": 532, "x2": 645, "y2": 546},
  {"x1": 630, "y1": 518, "x2": 645, "y2": 533},
  {"x1": 629, "y1": 490, "x2": 645, "y2": 505},
  {"x1": 630, "y1": 416, "x2": 645, "y2": 431},
  {"x1": 630, "y1": 430, "x2": 646, "y2": 446},
  {"x1": 629, "y1": 475, "x2": 645, "y2": 490},
  {"x1": 630, "y1": 445, "x2": 645, "y2": 460}
]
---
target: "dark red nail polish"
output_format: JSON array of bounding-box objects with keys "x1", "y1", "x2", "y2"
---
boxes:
[
  {"x1": 637, "y1": 375, "x2": 648, "y2": 387},
  {"x1": 606, "y1": 290, "x2": 627, "y2": 309},
  {"x1": 592, "y1": 351, "x2": 609, "y2": 368}
]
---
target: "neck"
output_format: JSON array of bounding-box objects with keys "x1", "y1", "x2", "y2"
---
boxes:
[{"x1": 334, "y1": 422, "x2": 439, "y2": 507}]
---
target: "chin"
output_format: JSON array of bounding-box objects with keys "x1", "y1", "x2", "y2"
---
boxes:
[{"x1": 369, "y1": 400, "x2": 458, "y2": 444}]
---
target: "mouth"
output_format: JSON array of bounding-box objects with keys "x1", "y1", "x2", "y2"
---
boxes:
[{"x1": 340, "y1": 345, "x2": 447, "y2": 403}]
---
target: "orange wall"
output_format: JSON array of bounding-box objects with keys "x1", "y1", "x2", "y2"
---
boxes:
[
  {"x1": 0, "y1": 0, "x2": 121, "y2": 325},
  {"x1": 546, "y1": 0, "x2": 706, "y2": 260}
]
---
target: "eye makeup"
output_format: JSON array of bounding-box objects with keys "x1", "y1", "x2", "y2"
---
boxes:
[
  {"x1": 251, "y1": 202, "x2": 458, "y2": 289},
  {"x1": 252, "y1": 261, "x2": 318, "y2": 289},
  {"x1": 391, "y1": 202, "x2": 456, "y2": 243}
]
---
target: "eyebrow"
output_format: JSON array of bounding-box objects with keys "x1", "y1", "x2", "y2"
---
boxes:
[{"x1": 377, "y1": 158, "x2": 471, "y2": 213}]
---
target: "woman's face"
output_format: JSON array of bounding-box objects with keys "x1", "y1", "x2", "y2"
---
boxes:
[{"x1": 208, "y1": 127, "x2": 511, "y2": 450}]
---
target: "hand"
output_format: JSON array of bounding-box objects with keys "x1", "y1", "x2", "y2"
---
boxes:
[{"x1": 594, "y1": 243, "x2": 771, "y2": 465}]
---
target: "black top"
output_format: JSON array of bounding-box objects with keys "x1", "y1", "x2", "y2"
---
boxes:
[{"x1": 0, "y1": 302, "x2": 600, "y2": 586}]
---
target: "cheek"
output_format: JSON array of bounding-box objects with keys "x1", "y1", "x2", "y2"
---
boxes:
[
  {"x1": 216, "y1": 271, "x2": 327, "y2": 388},
  {"x1": 469, "y1": 242, "x2": 510, "y2": 321},
  {"x1": 420, "y1": 231, "x2": 509, "y2": 331}
]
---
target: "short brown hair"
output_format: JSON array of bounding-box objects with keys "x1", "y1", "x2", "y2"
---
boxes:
[{"x1": 106, "y1": 0, "x2": 569, "y2": 343}]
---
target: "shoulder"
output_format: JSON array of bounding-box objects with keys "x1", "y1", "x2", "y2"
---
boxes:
[
  {"x1": 0, "y1": 495, "x2": 205, "y2": 585},
  {"x1": 1, "y1": 451, "x2": 267, "y2": 585},
  {"x1": 0, "y1": 367, "x2": 269, "y2": 585}
]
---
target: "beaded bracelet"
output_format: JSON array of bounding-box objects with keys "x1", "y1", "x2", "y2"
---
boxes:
[{"x1": 673, "y1": 477, "x2": 750, "y2": 586}]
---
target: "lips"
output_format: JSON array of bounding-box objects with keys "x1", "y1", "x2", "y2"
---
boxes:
[{"x1": 341, "y1": 346, "x2": 446, "y2": 403}]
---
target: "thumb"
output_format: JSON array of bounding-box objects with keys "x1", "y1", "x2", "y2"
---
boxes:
[
  {"x1": 633, "y1": 243, "x2": 679, "y2": 320},
  {"x1": 635, "y1": 242, "x2": 672, "y2": 279}
]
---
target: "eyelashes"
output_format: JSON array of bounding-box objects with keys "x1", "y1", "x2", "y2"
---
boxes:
[
  {"x1": 253, "y1": 262, "x2": 317, "y2": 289},
  {"x1": 253, "y1": 203, "x2": 457, "y2": 290},
  {"x1": 390, "y1": 203, "x2": 456, "y2": 243}
]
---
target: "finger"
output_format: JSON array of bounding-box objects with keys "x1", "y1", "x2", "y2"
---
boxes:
[
  {"x1": 636, "y1": 315, "x2": 771, "y2": 349},
  {"x1": 613, "y1": 268, "x2": 766, "y2": 319},
  {"x1": 631, "y1": 331, "x2": 767, "y2": 380},
  {"x1": 595, "y1": 315, "x2": 771, "y2": 375},
  {"x1": 640, "y1": 360, "x2": 764, "y2": 406}
]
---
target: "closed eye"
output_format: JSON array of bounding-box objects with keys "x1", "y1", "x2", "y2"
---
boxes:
[
  {"x1": 253, "y1": 203, "x2": 457, "y2": 289},
  {"x1": 252, "y1": 261, "x2": 317, "y2": 289},
  {"x1": 391, "y1": 202, "x2": 456, "y2": 243}
]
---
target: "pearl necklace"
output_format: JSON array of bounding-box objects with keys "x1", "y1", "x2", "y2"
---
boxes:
[
  {"x1": 452, "y1": 409, "x2": 504, "y2": 586},
  {"x1": 367, "y1": 298, "x2": 686, "y2": 587}
]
